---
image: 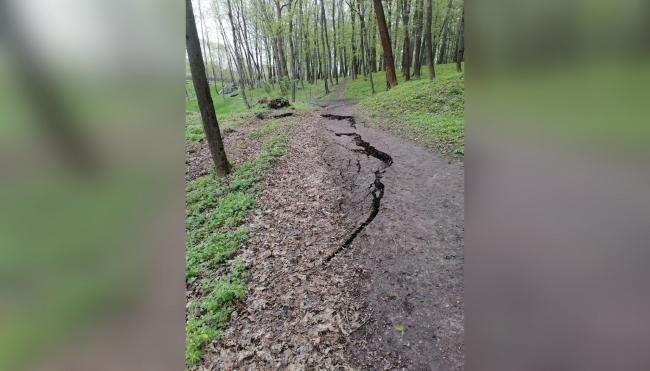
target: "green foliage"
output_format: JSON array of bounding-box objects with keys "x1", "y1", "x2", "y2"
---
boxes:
[
  {"x1": 356, "y1": 64, "x2": 465, "y2": 156},
  {"x1": 186, "y1": 125, "x2": 205, "y2": 143},
  {"x1": 185, "y1": 133, "x2": 288, "y2": 366},
  {"x1": 248, "y1": 122, "x2": 280, "y2": 139},
  {"x1": 280, "y1": 77, "x2": 292, "y2": 97},
  {"x1": 342, "y1": 63, "x2": 463, "y2": 99},
  {"x1": 185, "y1": 79, "x2": 320, "y2": 120}
]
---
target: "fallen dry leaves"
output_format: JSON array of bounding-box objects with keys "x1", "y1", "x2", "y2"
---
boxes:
[{"x1": 193, "y1": 113, "x2": 372, "y2": 370}]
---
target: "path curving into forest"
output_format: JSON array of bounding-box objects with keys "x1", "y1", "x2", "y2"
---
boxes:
[{"x1": 332, "y1": 78, "x2": 350, "y2": 100}]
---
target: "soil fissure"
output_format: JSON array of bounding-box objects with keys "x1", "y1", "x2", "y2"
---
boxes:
[
  {"x1": 321, "y1": 114, "x2": 357, "y2": 128},
  {"x1": 324, "y1": 127, "x2": 394, "y2": 262}
]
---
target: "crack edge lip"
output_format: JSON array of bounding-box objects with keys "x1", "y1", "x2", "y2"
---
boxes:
[{"x1": 321, "y1": 114, "x2": 357, "y2": 128}]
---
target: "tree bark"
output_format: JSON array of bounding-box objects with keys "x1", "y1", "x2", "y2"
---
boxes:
[
  {"x1": 332, "y1": 0, "x2": 339, "y2": 84},
  {"x1": 226, "y1": 0, "x2": 251, "y2": 109},
  {"x1": 456, "y1": 6, "x2": 464, "y2": 72},
  {"x1": 400, "y1": 0, "x2": 411, "y2": 80},
  {"x1": 372, "y1": 0, "x2": 398, "y2": 88},
  {"x1": 412, "y1": 0, "x2": 424, "y2": 79},
  {"x1": 437, "y1": 0, "x2": 452, "y2": 65},
  {"x1": 319, "y1": 0, "x2": 330, "y2": 94},
  {"x1": 186, "y1": 0, "x2": 231, "y2": 176},
  {"x1": 351, "y1": 9, "x2": 357, "y2": 79},
  {"x1": 425, "y1": 0, "x2": 435, "y2": 79}
]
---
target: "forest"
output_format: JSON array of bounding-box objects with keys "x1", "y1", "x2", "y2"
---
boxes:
[
  {"x1": 186, "y1": 0, "x2": 464, "y2": 99},
  {"x1": 185, "y1": 0, "x2": 464, "y2": 368}
]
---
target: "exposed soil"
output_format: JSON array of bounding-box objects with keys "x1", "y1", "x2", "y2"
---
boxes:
[
  {"x1": 186, "y1": 116, "x2": 291, "y2": 182},
  {"x1": 319, "y1": 103, "x2": 465, "y2": 370},
  {"x1": 333, "y1": 79, "x2": 349, "y2": 99},
  {"x1": 193, "y1": 96, "x2": 464, "y2": 370}
]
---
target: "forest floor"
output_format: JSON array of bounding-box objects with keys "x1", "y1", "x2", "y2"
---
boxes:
[{"x1": 187, "y1": 78, "x2": 464, "y2": 370}]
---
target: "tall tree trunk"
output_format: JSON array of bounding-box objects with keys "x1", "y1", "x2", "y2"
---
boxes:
[
  {"x1": 392, "y1": 1, "x2": 399, "y2": 60},
  {"x1": 332, "y1": 0, "x2": 339, "y2": 84},
  {"x1": 373, "y1": 0, "x2": 398, "y2": 88},
  {"x1": 319, "y1": 0, "x2": 329, "y2": 94},
  {"x1": 186, "y1": 0, "x2": 231, "y2": 176},
  {"x1": 412, "y1": 0, "x2": 424, "y2": 79},
  {"x1": 226, "y1": 0, "x2": 250, "y2": 109},
  {"x1": 288, "y1": 1, "x2": 297, "y2": 80},
  {"x1": 351, "y1": 9, "x2": 357, "y2": 79},
  {"x1": 259, "y1": 0, "x2": 283, "y2": 78},
  {"x1": 323, "y1": 0, "x2": 333, "y2": 86},
  {"x1": 424, "y1": 0, "x2": 435, "y2": 79},
  {"x1": 364, "y1": 18, "x2": 375, "y2": 94},
  {"x1": 400, "y1": 0, "x2": 411, "y2": 80},
  {"x1": 274, "y1": 0, "x2": 289, "y2": 77},
  {"x1": 437, "y1": 0, "x2": 452, "y2": 65}
]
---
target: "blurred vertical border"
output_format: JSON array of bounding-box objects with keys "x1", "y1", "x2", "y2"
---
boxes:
[
  {"x1": 0, "y1": 0, "x2": 185, "y2": 370},
  {"x1": 466, "y1": 0, "x2": 650, "y2": 370}
]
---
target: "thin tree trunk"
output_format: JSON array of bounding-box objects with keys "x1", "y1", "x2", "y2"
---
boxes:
[
  {"x1": 401, "y1": 0, "x2": 411, "y2": 80},
  {"x1": 412, "y1": 0, "x2": 424, "y2": 79},
  {"x1": 186, "y1": 0, "x2": 231, "y2": 176},
  {"x1": 332, "y1": 0, "x2": 338, "y2": 84},
  {"x1": 437, "y1": 0, "x2": 452, "y2": 65},
  {"x1": 364, "y1": 19, "x2": 375, "y2": 93},
  {"x1": 274, "y1": 0, "x2": 290, "y2": 77},
  {"x1": 351, "y1": 9, "x2": 357, "y2": 79},
  {"x1": 425, "y1": 0, "x2": 435, "y2": 79},
  {"x1": 319, "y1": 0, "x2": 330, "y2": 93},
  {"x1": 226, "y1": 0, "x2": 250, "y2": 109},
  {"x1": 323, "y1": 0, "x2": 333, "y2": 86}
]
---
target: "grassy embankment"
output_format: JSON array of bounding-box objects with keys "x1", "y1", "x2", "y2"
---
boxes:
[{"x1": 342, "y1": 63, "x2": 464, "y2": 156}]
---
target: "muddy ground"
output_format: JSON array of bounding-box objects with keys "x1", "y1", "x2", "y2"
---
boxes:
[
  {"x1": 319, "y1": 101, "x2": 464, "y2": 370},
  {"x1": 191, "y1": 87, "x2": 464, "y2": 370}
]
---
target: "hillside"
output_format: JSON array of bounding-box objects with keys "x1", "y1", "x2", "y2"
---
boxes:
[{"x1": 352, "y1": 64, "x2": 464, "y2": 156}]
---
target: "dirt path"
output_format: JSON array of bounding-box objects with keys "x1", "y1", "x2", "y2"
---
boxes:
[
  {"x1": 333, "y1": 79, "x2": 350, "y2": 100},
  {"x1": 318, "y1": 103, "x2": 465, "y2": 370},
  {"x1": 199, "y1": 101, "x2": 464, "y2": 370}
]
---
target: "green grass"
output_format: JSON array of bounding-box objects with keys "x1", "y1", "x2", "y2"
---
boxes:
[
  {"x1": 341, "y1": 63, "x2": 462, "y2": 99},
  {"x1": 185, "y1": 133, "x2": 288, "y2": 366},
  {"x1": 248, "y1": 122, "x2": 280, "y2": 138},
  {"x1": 353, "y1": 64, "x2": 464, "y2": 156},
  {"x1": 186, "y1": 78, "x2": 331, "y2": 117},
  {"x1": 185, "y1": 78, "x2": 333, "y2": 143}
]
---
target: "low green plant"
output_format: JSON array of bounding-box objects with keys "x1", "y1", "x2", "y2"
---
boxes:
[
  {"x1": 186, "y1": 125, "x2": 205, "y2": 143},
  {"x1": 248, "y1": 122, "x2": 280, "y2": 139},
  {"x1": 185, "y1": 133, "x2": 288, "y2": 366}
]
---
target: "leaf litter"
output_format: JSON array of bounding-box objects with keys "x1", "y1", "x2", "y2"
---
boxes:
[{"x1": 191, "y1": 112, "x2": 373, "y2": 370}]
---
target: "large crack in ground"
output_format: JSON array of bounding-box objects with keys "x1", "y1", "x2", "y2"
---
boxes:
[
  {"x1": 321, "y1": 114, "x2": 357, "y2": 128},
  {"x1": 333, "y1": 132, "x2": 393, "y2": 166},
  {"x1": 324, "y1": 127, "x2": 393, "y2": 262}
]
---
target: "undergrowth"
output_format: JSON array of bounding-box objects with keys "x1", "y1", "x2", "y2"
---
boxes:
[
  {"x1": 249, "y1": 122, "x2": 280, "y2": 138},
  {"x1": 185, "y1": 133, "x2": 288, "y2": 366}
]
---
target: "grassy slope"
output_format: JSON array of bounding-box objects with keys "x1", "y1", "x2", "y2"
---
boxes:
[{"x1": 343, "y1": 63, "x2": 464, "y2": 156}]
